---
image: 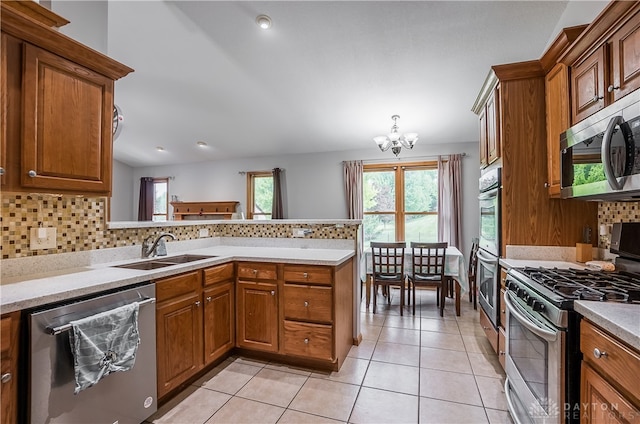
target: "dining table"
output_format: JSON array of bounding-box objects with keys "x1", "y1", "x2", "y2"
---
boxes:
[{"x1": 360, "y1": 246, "x2": 469, "y2": 316}]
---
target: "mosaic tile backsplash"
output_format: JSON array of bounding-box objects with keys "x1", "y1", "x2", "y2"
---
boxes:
[
  {"x1": 0, "y1": 193, "x2": 358, "y2": 259},
  {"x1": 598, "y1": 201, "x2": 640, "y2": 249}
]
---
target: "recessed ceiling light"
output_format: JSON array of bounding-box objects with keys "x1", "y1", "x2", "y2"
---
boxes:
[
  {"x1": 256, "y1": 14, "x2": 272, "y2": 30},
  {"x1": 196, "y1": 141, "x2": 208, "y2": 147},
  {"x1": 156, "y1": 146, "x2": 164, "y2": 151}
]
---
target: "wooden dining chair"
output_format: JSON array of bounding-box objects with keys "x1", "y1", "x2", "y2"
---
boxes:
[
  {"x1": 370, "y1": 242, "x2": 406, "y2": 316},
  {"x1": 407, "y1": 242, "x2": 448, "y2": 316},
  {"x1": 468, "y1": 237, "x2": 480, "y2": 309}
]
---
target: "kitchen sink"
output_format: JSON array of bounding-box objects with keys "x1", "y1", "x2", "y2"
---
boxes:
[
  {"x1": 115, "y1": 261, "x2": 176, "y2": 270},
  {"x1": 158, "y1": 254, "x2": 217, "y2": 264},
  {"x1": 114, "y1": 254, "x2": 217, "y2": 270}
]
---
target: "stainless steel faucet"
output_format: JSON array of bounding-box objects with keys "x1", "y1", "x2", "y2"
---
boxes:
[{"x1": 141, "y1": 232, "x2": 176, "y2": 258}]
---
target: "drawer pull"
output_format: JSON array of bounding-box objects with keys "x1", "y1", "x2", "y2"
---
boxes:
[
  {"x1": 206, "y1": 296, "x2": 212, "y2": 302},
  {"x1": 304, "y1": 338, "x2": 309, "y2": 344},
  {"x1": 499, "y1": 351, "x2": 506, "y2": 356},
  {"x1": 253, "y1": 269, "x2": 258, "y2": 275},
  {"x1": 593, "y1": 348, "x2": 607, "y2": 359},
  {"x1": 304, "y1": 301, "x2": 309, "y2": 307},
  {"x1": 303, "y1": 272, "x2": 308, "y2": 279},
  {"x1": 28, "y1": 169, "x2": 37, "y2": 177},
  {"x1": 1, "y1": 373, "x2": 11, "y2": 383}
]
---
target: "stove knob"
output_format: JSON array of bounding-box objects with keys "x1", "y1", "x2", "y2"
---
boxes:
[
  {"x1": 526, "y1": 296, "x2": 535, "y2": 306},
  {"x1": 532, "y1": 301, "x2": 545, "y2": 312},
  {"x1": 516, "y1": 288, "x2": 527, "y2": 298}
]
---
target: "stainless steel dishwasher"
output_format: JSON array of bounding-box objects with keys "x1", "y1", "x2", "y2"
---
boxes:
[{"x1": 28, "y1": 283, "x2": 157, "y2": 424}]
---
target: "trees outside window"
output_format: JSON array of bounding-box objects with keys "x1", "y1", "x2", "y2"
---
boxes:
[
  {"x1": 247, "y1": 171, "x2": 273, "y2": 220},
  {"x1": 363, "y1": 162, "x2": 438, "y2": 245},
  {"x1": 153, "y1": 178, "x2": 168, "y2": 221}
]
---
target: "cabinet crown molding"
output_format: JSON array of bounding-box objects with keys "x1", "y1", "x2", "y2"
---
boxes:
[{"x1": 471, "y1": 70, "x2": 498, "y2": 115}]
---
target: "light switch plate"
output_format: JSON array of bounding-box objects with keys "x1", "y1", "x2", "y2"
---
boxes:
[{"x1": 30, "y1": 227, "x2": 57, "y2": 250}]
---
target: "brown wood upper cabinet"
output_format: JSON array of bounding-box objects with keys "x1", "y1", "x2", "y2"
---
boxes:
[
  {"x1": 545, "y1": 63, "x2": 570, "y2": 198},
  {"x1": 473, "y1": 62, "x2": 598, "y2": 252},
  {"x1": 475, "y1": 83, "x2": 500, "y2": 168},
  {"x1": 568, "y1": 5, "x2": 640, "y2": 124},
  {"x1": 0, "y1": 2, "x2": 132, "y2": 195}
]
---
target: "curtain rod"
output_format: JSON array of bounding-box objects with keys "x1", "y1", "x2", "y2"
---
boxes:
[{"x1": 359, "y1": 152, "x2": 467, "y2": 164}]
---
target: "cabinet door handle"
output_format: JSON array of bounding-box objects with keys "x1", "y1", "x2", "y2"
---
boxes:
[
  {"x1": 28, "y1": 170, "x2": 37, "y2": 177},
  {"x1": 499, "y1": 351, "x2": 506, "y2": 356},
  {"x1": 607, "y1": 84, "x2": 620, "y2": 93},
  {"x1": 0, "y1": 167, "x2": 4, "y2": 176},
  {"x1": 304, "y1": 338, "x2": 309, "y2": 344},
  {"x1": 270, "y1": 290, "x2": 275, "y2": 296},
  {"x1": 195, "y1": 301, "x2": 201, "y2": 307},
  {"x1": 593, "y1": 348, "x2": 607, "y2": 359},
  {"x1": 253, "y1": 269, "x2": 258, "y2": 275},
  {"x1": 304, "y1": 301, "x2": 309, "y2": 307},
  {"x1": 206, "y1": 296, "x2": 212, "y2": 302},
  {"x1": 1, "y1": 373, "x2": 11, "y2": 383},
  {"x1": 593, "y1": 95, "x2": 604, "y2": 102},
  {"x1": 544, "y1": 182, "x2": 549, "y2": 188}
]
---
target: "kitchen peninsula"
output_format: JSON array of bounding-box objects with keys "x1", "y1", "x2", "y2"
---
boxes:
[{"x1": 1, "y1": 219, "x2": 361, "y2": 417}]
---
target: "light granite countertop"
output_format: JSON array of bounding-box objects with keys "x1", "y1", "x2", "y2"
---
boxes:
[
  {"x1": 499, "y1": 258, "x2": 587, "y2": 270},
  {"x1": 574, "y1": 301, "x2": 640, "y2": 351},
  {"x1": 0, "y1": 245, "x2": 355, "y2": 314}
]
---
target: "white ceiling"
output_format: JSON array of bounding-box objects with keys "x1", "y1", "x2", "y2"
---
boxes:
[{"x1": 94, "y1": 1, "x2": 607, "y2": 167}]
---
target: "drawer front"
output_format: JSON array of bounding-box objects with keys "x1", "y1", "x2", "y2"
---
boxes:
[
  {"x1": 156, "y1": 271, "x2": 201, "y2": 301},
  {"x1": 498, "y1": 326, "x2": 506, "y2": 370},
  {"x1": 203, "y1": 263, "x2": 234, "y2": 286},
  {"x1": 283, "y1": 320, "x2": 333, "y2": 361},
  {"x1": 284, "y1": 284, "x2": 332, "y2": 323},
  {"x1": 283, "y1": 265, "x2": 332, "y2": 285},
  {"x1": 581, "y1": 320, "x2": 640, "y2": 401},
  {"x1": 480, "y1": 308, "x2": 498, "y2": 354},
  {"x1": 499, "y1": 289, "x2": 506, "y2": 329},
  {"x1": 237, "y1": 262, "x2": 278, "y2": 280}
]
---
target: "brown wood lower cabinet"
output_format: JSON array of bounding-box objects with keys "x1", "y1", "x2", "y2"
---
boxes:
[
  {"x1": 283, "y1": 321, "x2": 333, "y2": 361},
  {"x1": 580, "y1": 320, "x2": 640, "y2": 423},
  {"x1": 156, "y1": 271, "x2": 203, "y2": 399},
  {"x1": 156, "y1": 263, "x2": 236, "y2": 400},
  {"x1": 236, "y1": 280, "x2": 279, "y2": 352},
  {"x1": 480, "y1": 308, "x2": 498, "y2": 353},
  {"x1": 1, "y1": 312, "x2": 20, "y2": 424},
  {"x1": 203, "y1": 281, "x2": 234, "y2": 365}
]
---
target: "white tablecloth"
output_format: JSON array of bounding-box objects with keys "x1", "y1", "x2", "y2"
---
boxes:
[{"x1": 360, "y1": 246, "x2": 469, "y2": 293}]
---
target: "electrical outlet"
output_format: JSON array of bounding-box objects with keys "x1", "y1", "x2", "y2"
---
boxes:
[
  {"x1": 30, "y1": 227, "x2": 57, "y2": 250},
  {"x1": 198, "y1": 228, "x2": 209, "y2": 238},
  {"x1": 292, "y1": 228, "x2": 311, "y2": 238}
]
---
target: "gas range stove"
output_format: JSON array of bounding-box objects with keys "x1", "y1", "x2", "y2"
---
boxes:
[{"x1": 515, "y1": 266, "x2": 640, "y2": 303}]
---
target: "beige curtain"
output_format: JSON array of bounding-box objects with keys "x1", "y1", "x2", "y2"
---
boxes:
[
  {"x1": 272, "y1": 168, "x2": 285, "y2": 219},
  {"x1": 437, "y1": 155, "x2": 462, "y2": 249},
  {"x1": 343, "y1": 160, "x2": 363, "y2": 219}
]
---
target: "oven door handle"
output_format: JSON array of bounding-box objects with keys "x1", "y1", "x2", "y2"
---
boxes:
[
  {"x1": 504, "y1": 378, "x2": 526, "y2": 424},
  {"x1": 504, "y1": 292, "x2": 558, "y2": 342},
  {"x1": 476, "y1": 248, "x2": 498, "y2": 264}
]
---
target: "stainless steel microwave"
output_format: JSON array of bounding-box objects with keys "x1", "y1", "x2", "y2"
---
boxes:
[{"x1": 560, "y1": 89, "x2": 640, "y2": 201}]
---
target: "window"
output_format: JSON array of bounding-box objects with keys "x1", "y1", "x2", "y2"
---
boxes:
[
  {"x1": 152, "y1": 178, "x2": 168, "y2": 221},
  {"x1": 363, "y1": 162, "x2": 438, "y2": 244},
  {"x1": 247, "y1": 171, "x2": 273, "y2": 220}
]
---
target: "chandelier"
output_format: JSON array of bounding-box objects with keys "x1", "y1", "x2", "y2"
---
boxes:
[{"x1": 373, "y1": 115, "x2": 418, "y2": 157}]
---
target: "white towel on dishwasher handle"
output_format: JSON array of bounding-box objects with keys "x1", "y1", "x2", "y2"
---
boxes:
[{"x1": 69, "y1": 302, "x2": 140, "y2": 394}]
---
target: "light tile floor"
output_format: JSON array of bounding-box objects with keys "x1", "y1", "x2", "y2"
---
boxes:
[{"x1": 147, "y1": 288, "x2": 513, "y2": 424}]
